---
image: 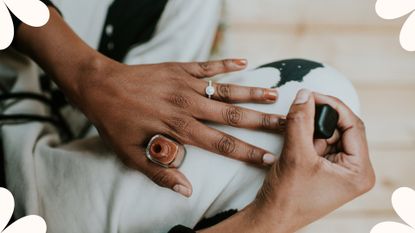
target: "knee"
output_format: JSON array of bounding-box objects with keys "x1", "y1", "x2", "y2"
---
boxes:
[{"x1": 258, "y1": 59, "x2": 360, "y2": 115}]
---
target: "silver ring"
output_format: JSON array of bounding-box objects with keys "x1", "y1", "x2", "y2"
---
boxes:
[{"x1": 205, "y1": 80, "x2": 215, "y2": 99}]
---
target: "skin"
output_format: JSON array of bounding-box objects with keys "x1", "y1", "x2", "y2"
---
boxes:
[
  {"x1": 14, "y1": 8, "x2": 286, "y2": 197},
  {"x1": 199, "y1": 90, "x2": 375, "y2": 233}
]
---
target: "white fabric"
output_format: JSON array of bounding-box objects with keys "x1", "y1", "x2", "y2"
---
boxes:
[
  {"x1": 2, "y1": 61, "x2": 360, "y2": 233},
  {"x1": 0, "y1": 1, "x2": 361, "y2": 233},
  {"x1": 52, "y1": 0, "x2": 222, "y2": 63}
]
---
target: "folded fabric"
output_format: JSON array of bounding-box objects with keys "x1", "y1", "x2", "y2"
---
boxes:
[{"x1": 1, "y1": 57, "x2": 360, "y2": 232}]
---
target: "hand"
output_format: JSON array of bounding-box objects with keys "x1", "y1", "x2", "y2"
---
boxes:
[
  {"x1": 73, "y1": 58, "x2": 285, "y2": 197},
  {"x1": 251, "y1": 89, "x2": 375, "y2": 233},
  {"x1": 14, "y1": 8, "x2": 285, "y2": 197}
]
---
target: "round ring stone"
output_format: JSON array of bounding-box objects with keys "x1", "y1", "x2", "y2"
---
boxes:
[{"x1": 205, "y1": 80, "x2": 215, "y2": 99}]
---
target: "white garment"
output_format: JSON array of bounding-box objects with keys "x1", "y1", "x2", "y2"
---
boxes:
[
  {"x1": 0, "y1": 1, "x2": 360, "y2": 233},
  {"x1": 1, "y1": 61, "x2": 360, "y2": 233},
  {"x1": 52, "y1": 0, "x2": 222, "y2": 63}
]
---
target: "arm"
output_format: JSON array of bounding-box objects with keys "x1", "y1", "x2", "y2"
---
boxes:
[
  {"x1": 195, "y1": 90, "x2": 375, "y2": 233},
  {"x1": 13, "y1": 7, "x2": 286, "y2": 197},
  {"x1": 14, "y1": 8, "x2": 105, "y2": 101}
]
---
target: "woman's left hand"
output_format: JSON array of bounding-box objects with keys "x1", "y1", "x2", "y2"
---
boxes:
[{"x1": 69, "y1": 58, "x2": 285, "y2": 197}]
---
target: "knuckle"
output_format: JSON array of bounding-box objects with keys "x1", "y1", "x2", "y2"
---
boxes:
[
  {"x1": 166, "y1": 116, "x2": 193, "y2": 141},
  {"x1": 261, "y1": 114, "x2": 283, "y2": 130},
  {"x1": 331, "y1": 96, "x2": 343, "y2": 105},
  {"x1": 356, "y1": 118, "x2": 366, "y2": 131},
  {"x1": 199, "y1": 62, "x2": 211, "y2": 73},
  {"x1": 247, "y1": 147, "x2": 264, "y2": 162},
  {"x1": 261, "y1": 113, "x2": 272, "y2": 128},
  {"x1": 222, "y1": 59, "x2": 231, "y2": 70},
  {"x1": 222, "y1": 106, "x2": 244, "y2": 126},
  {"x1": 214, "y1": 135, "x2": 237, "y2": 155},
  {"x1": 286, "y1": 111, "x2": 306, "y2": 124},
  {"x1": 151, "y1": 170, "x2": 173, "y2": 187},
  {"x1": 348, "y1": 164, "x2": 376, "y2": 195},
  {"x1": 250, "y1": 87, "x2": 263, "y2": 99},
  {"x1": 217, "y1": 84, "x2": 232, "y2": 102},
  {"x1": 354, "y1": 173, "x2": 376, "y2": 195},
  {"x1": 169, "y1": 94, "x2": 192, "y2": 109}
]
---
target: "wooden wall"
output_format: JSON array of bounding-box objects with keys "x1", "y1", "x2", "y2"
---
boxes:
[{"x1": 220, "y1": 1, "x2": 415, "y2": 232}]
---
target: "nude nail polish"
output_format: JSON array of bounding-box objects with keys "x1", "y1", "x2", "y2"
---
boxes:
[
  {"x1": 263, "y1": 153, "x2": 277, "y2": 165},
  {"x1": 233, "y1": 59, "x2": 247, "y2": 67},
  {"x1": 294, "y1": 89, "x2": 311, "y2": 104},
  {"x1": 146, "y1": 135, "x2": 186, "y2": 168},
  {"x1": 173, "y1": 184, "x2": 192, "y2": 197},
  {"x1": 264, "y1": 89, "x2": 278, "y2": 102}
]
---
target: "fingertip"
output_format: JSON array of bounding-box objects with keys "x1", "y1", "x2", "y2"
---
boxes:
[
  {"x1": 263, "y1": 88, "x2": 278, "y2": 103},
  {"x1": 263, "y1": 153, "x2": 277, "y2": 165},
  {"x1": 229, "y1": 59, "x2": 248, "y2": 70},
  {"x1": 173, "y1": 184, "x2": 193, "y2": 197},
  {"x1": 293, "y1": 88, "x2": 312, "y2": 105},
  {"x1": 233, "y1": 58, "x2": 247, "y2": 66}
]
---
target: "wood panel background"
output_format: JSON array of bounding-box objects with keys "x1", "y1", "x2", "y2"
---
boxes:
[{"x1": 219, "y1": 1, "x2": 415, "y2": 232}]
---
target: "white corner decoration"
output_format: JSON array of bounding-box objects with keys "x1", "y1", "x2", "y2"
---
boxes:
[
  {"x1": 376, "y1": 0, "x2": 415, "y2": 51},
  {"x1": 0, "y1": 0, "x2": 50, "y2": 50},
  {"x1": 0, "y1": 188, "x2": 47, "y2": 233},
  {"x1": 371, "y1": 187, "x2": 415, "y2": 233}
]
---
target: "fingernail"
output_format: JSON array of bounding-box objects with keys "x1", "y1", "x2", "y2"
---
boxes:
[
  {"x1": 294, "y1": 89, "x2": 311, "y2": 104},
  {"x1": 264, "y1": 89, "x2": 278, "y2": 102},
  {"x1": 233, "y1": 59, "x2": 247, "y2": 67},
  {"x1": 263, "y1": 153, "x2": 277, "y2": 165},
  {"x1": 173, "y1": 184, "x2": 192, "y2": 197}
]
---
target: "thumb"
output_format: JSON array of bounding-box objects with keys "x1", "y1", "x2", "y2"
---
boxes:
[
  {"x1": 146, "y1": 165, "x2": 193, "y2": 198},
  {"x1": 284, "y1": 89, "x2": 315, "y2": 149},
  {"x1": 122, "y1": 147, "x2": 193, "y2": 198}
]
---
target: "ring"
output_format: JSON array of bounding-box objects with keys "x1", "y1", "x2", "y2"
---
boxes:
[
  {"x1": 205, "y1": 80, "x2": 215, "y2": 99},
  {"x1": 145, "y1": 134, "x2": 186, "y2": 168}
]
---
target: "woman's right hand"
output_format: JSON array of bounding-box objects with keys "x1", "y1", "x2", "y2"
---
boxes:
[
  {"x1": 252, "y1": 89, "x2": 376, "y2": 233},
  {"x1": 199, "y1": 90, "x2": 375, "y2": 233}
]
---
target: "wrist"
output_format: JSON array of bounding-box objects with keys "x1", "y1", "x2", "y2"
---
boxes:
[
  {"x1": 251, "y1": 201, "x2": 295, "y2": 233},
  {"x1": 57, "y1": 52, "x2": 115, "y2": 108}
]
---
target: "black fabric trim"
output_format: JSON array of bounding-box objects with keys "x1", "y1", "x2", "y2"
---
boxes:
[
  {"x1": 168, "y1": 209, "x2": 239, "y2": 233},
  {"x1": 194, "y1": 209, "x2": 238, "y2": 230},
  {"x1": 167, "y1": 225, "x2": 195, "y2": 233},
  {"x1": 98, "y1": 0, "x2": 168, "y2": 62}
]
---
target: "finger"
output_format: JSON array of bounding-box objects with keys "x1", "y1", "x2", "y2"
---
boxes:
[
  {"x1": 181, "y1": 59, "x2": 248, "y2": 78},
  {"x1": 192, "y1": 95, "x2": 286, "y2": 132},
  {"x1": 313, "y1": 93, "x2": 361, "y2": 133},
  {"x1": 284, "y1": 89, "x2": 316, "y2": 150},
  {"x1": 313, "y1": 93, "x2": 368, "y2": 157},
  {"x1": 313, "y1": 129, "x2": 341, "y2": 156},
  {"x1": 192, "y1": 79, "x2": 278, "y2": 103},
  {"x1": 166, "y1": 118, "x2": 277, "y2": 166},
  {"x1": 123, "y1": 147, "x2": 193, "y2": 197}
]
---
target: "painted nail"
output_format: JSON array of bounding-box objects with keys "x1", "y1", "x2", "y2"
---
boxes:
[
  {"x1": 233, "y1": 59, "x2": 247, "y2": 67},
  {"x1": 264, "y1": 89, "x2": 278, "y2": 102},
  {"x1": 294, "y1": 89, "x2": 311, "y2": 104},
  {"x1": 263, "y1": 153, "x2": 277, "y2": 165},
  {"x1": 173, "y1": 184, "x2": 192, "y2": 197}
]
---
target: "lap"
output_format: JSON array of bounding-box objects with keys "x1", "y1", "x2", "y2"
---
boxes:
[{"x1": 3, "y1": 59, "x2": 359, "y2": 233}]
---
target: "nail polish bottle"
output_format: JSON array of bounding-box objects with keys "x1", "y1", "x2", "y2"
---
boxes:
[{"x1": 145, "y1": 135, "x2": 186, "y2": 168}]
